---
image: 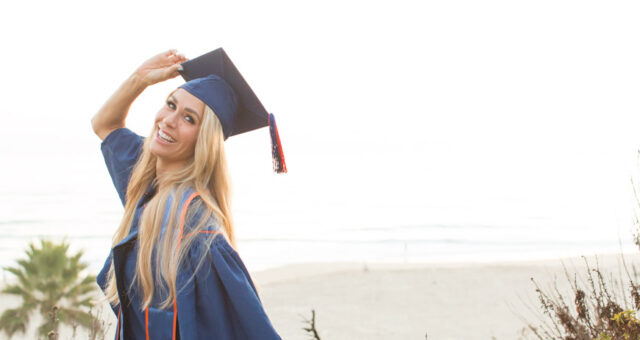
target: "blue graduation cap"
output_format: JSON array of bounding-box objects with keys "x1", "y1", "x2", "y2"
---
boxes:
[{"x1": 177, "y1": 48, "x2": 287, "y2": 174}]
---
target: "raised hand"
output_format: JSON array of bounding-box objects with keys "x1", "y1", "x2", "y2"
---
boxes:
[{"x1": 134, "y1": 49, "x2": 189, "y2": 87}]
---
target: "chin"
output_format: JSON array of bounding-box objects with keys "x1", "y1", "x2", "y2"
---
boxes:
[{"x1": 149, "y1": 141, "x2": 170, "y2": 158}]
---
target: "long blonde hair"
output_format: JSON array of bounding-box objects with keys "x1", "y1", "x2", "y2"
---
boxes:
[{"x1": 104, "y1": 91, "x2": 235, "y2": 310}]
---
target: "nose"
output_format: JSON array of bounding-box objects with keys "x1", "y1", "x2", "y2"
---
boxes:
[{"x1": 162, "y1": 110, "x2": 180, "y2": 128}]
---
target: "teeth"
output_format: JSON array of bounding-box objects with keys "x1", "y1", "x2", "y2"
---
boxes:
[{"x1": 159, "y1": 129, "x2": 176, "y2": 142}]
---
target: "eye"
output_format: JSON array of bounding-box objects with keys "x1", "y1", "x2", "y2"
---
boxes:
[
  {"x1": 185, "y1": 115, "x2": 195, "y2": 124},
  {"x1": 166, "y1": 100, "x2": 176, "y2": 109}
]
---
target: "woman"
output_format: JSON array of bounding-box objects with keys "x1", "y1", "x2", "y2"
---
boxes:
[{"x1": 91, "y1": 49, "x2": 283, "y2": 340}]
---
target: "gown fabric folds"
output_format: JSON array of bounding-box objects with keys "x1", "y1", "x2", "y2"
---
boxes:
[{"x1": 96, "y1": 127, "x2": 282, "y2": 340}]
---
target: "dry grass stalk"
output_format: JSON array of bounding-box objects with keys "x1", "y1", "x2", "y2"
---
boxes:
[
  {"x1": 524, "y1": 255, "x2": 640, "y2": 340},
  {"x1": 301, "y1": 309, "x2": 322, "y2": 340}
]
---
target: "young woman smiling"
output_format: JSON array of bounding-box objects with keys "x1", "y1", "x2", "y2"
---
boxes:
[{"x1": 91, "y1": 48, "x2": 283, "y2": 340}]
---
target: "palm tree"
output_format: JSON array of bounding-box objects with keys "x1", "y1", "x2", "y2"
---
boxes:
[{"x1": 0, "y1": 239, "x2": 100, "y2": 339}]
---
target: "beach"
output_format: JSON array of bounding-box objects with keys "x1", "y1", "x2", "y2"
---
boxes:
[
  {"x1": 5, "y1": 253, "x2": 640, "y2": 340},
  {"x1": 262, "y1": 261, "x2": 533, "y2": 339},
  {"x1": 4, "y1": 0, "x2": 640, "y2": 337},
  {"x1": 254, "y1": 254, "x2": 640, "y2": 339},
  {"x1": 254, "y1": 260, "x2": 561, "y2": 340}
]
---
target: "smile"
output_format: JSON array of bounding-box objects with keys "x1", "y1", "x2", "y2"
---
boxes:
[{"x1": 157, "y1": 129, "x2": 176, "y2": 143}]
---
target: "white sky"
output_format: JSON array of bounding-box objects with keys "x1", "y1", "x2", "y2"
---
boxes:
[{"x1": 2, "y1": 0, "x2": 640, "y2": 243}]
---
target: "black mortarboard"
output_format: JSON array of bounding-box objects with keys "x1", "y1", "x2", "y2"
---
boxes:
[{"x1": 177, "y1": 48, "x2": 287, "y2": 173}]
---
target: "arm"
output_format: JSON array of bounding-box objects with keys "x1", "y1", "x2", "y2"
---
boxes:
[
  {"x1": 91, "y1": 74, "x2": 147, "y2": 140},
  {"x1": 90, "y1": 49, "x2": 188, "y2": 141},
  {"x1": 100, "y1": 128, "x2": 145, "y2": 206}
]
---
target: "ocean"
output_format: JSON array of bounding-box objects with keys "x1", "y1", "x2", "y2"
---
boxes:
[{"x1": 1, "y1": 117, "x2": 639, "y2": 277}]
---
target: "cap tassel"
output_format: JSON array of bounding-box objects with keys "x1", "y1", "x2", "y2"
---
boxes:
[{"x1": 268, "y1": 113, "x2": 287, "y2": 174}]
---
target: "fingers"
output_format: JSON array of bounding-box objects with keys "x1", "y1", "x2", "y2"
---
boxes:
[
  {"x1": 166, "y1": 63, "x2": 182, "y2": 79},
  {"x1": 141, "y1": 50, "x2": 186, "y2": 80},
  {"x1": 163, "y1": 49, "x2": 186, "y2": 63},
  {"x1": 174, "y1": 53, "x2": 188, "y2": 63},
  {"x1": 168, "y1": 53, "x2": 186, "y2": 61},
  {"x1": 165, "y1": 50, "x2": 187, "y2": 65}
]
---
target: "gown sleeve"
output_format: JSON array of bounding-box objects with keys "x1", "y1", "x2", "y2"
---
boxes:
[
  {"x1": 100, "y1": 127, "x2": 145, "y2": 206},
  {"x1": 176, "y1": 234, "x2": 282, "y2": 340}
]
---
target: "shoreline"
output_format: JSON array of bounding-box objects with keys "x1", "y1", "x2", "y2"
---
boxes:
[
  {"x1": 2, "y1": 252, "x2": 640, "y2": 339},
  {"x1": 251, "y1": 249, "x2": 640, "y2": 284}
]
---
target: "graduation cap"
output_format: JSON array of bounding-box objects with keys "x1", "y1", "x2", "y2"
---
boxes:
[{"x1": 177, "y1": 48, "x2": 287, "y2": 174}]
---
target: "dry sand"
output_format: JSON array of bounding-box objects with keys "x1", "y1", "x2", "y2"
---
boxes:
[
  {"x1": 3, "y1": 253, "x2": 640, "y2": 339},
  {"x1": 253, "y1": 253, "x2": 640, "y2": 340}
]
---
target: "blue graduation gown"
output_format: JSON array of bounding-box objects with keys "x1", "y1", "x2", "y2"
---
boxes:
[{"x1": 96, "y1": 127, "x2": 282, "y2": 339}]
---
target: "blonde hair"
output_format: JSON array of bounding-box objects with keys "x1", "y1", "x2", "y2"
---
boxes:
[{"x1": 104, "y1": 90, "x2": 235, "y2": 310}]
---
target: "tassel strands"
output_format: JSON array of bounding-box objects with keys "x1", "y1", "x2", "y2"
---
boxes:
[{"x1": 268, "y1": 113, "x2": 288, "y2": 174}]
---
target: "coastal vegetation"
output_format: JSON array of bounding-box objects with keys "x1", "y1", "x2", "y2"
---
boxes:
[
  {"x1": 526, "y1": 256, "x2": 640, "y2": 339},
  {"x1": 524, "y1": 174, "x2": 640, "y2": 339},
  {"x1": 0, "y1": 239, "x2": 102, "y2": 339}
]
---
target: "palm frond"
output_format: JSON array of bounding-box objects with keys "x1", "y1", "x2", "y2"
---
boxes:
[
  {"x1": 0, "y1": 306, "x2": 32, "y2": 338},
  {"x1": 1, "y1": 239, "x2": 101, "y2": 337}
]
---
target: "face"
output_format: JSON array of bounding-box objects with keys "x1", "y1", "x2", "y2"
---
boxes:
[{"x1": 150, "y1": 88, "x2": 205, "y2": 168}]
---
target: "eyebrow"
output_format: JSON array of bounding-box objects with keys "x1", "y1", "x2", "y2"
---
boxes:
[{"x1": 169, "y1": 95, "x2": 201, "y2": 121}]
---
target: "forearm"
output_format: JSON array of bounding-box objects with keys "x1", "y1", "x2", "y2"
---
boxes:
[{"x1": 91, "y1": 73, "x2": 148, "y2": 135}]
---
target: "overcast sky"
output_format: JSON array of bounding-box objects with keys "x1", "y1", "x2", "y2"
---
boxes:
[{"x1": 2, "y1": 0, "x2": 640, "y2": 243}]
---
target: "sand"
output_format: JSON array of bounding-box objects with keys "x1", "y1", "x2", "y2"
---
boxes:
[
  {"x1": 253, "y1": 254, "x2": 640, "y2": 340},
  {"x1": 3, "y1": 253, "x2": 640, "y2": 340}
]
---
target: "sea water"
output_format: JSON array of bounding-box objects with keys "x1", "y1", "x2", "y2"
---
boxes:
[{"x1": 1, "y1": 119, "x2": 638, "y2": 277}]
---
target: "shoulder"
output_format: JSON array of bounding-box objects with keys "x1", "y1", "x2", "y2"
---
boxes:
[
  {"x1": 101, "y1": 127, "x2": 144, "y2": 149},
  {"x1": 180, "y1": 193, "x2": 223, "y2": 237},
  {"x1": 100, "y1": 127, "x2": 145, "y2": 163}
]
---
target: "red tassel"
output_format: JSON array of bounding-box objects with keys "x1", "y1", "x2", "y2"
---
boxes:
[{"x1": 268, "y1": 113, "x2": 287, "y2": 173}]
